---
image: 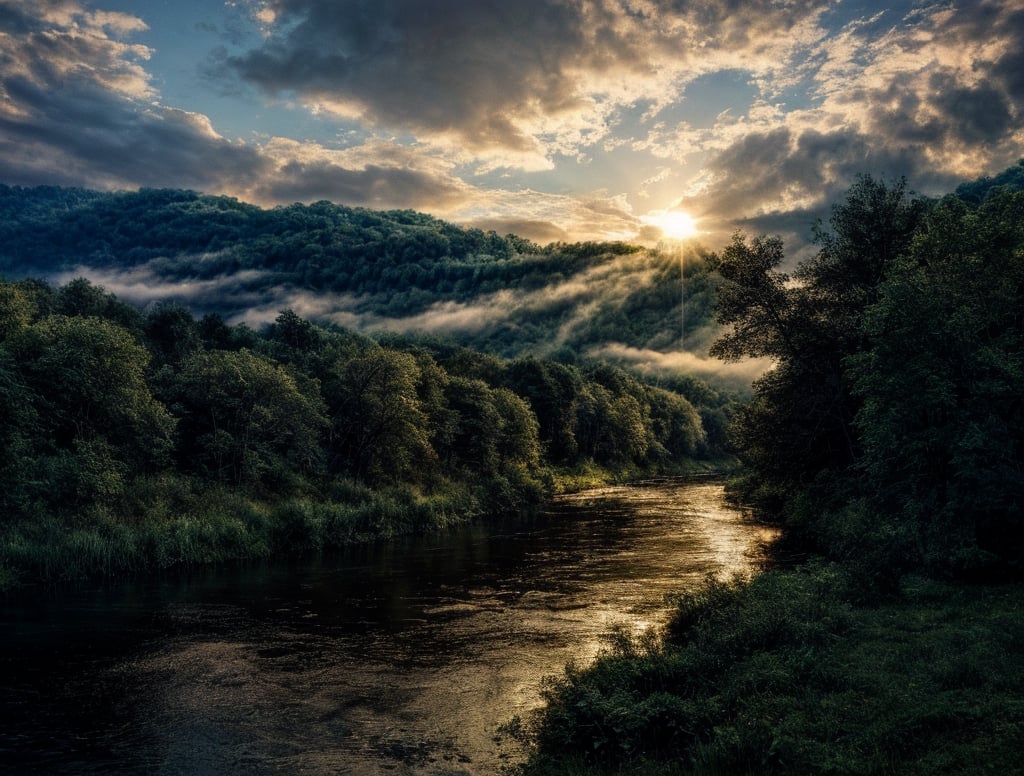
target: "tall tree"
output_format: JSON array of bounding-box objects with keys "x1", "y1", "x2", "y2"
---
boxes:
[
  {"x1": 7, "y1": 314, "x2": 175, "y2": 513},
  {"x1": 324, "y1": 349, "x2": 433, "y2": 483},
  {"x1": 711, "y1": 178, "x2": 928, "y2": 513},
  {"x1": 849, "y1": 189, "x2": 1024, "y2": 570},
  {"x1": 165, "y1": 349, "x2": 326, "y2": 489}
]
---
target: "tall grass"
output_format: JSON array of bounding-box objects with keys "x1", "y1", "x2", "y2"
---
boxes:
[{"x1": 0, "y1": 473, "x2": 500, "y2": 589}]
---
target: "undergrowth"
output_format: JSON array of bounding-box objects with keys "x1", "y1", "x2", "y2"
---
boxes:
[{"x1": 515, "y1": 565, "x2": 1024, "y2": 775}]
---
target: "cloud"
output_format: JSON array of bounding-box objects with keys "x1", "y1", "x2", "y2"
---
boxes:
[
  {"x1": 4, "y1": 0, "x2": 1023, "y2": 256},
  {"x1": 0, "y1": 1, "x2": 271, "y2": 190},
  {"x1": 48, "y1": 262, "x2": 272, "y2": 313},
  {"x1": 248, "y1": 137, "x2": 473, "y2": 210},
  {"x1": 451, "y1": 188, "x2": 644, "y2": 243},
  {"x1": 462, "y1": 217, "x2": 569, "y2": 244},
  {"x1": 666, "y1": 0, "x2": 1024, "y2": 250},
  {"x1": 224, "y1": 0, "x2": 832, "y2": 162},
  {"x1": 0, "y1": 1, "x2": 659, "y2": 241},
  {"x1": 588, "y1": 342, "x2": 771, "y2": 384}
]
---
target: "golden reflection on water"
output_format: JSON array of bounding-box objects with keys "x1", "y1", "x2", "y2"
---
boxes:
[
  {"x1": 5, "y1": 479, "x2": 774, "y2": 776},
  {"x1": 554, "y1": 481, "x2": 777, "y2": 676}
]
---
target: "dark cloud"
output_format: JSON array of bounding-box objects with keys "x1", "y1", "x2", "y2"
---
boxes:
[
  {"x1": 463, "y1": 217, "x2": 569, "y2": 244},
  {"x1": 0, "y1": 3, "x2": 38, "y2": 36},
  {"x1": 0, "y1": 71, "x2": 269, "y2": 190},
  {"x1": 226, "y1": 0, "x2": 592, "y2": 151},
  {"x1": 678, "y1": 0, "x2": 1024, "y2": 252},
  {"x1": 858, "y1": 1, "x2": 1024, "y2": 149},
  {"x1": 253, "y1": 159, "x2": 469, "y2": 209},
  {"x1": 930, "y1": 76, "x2": 1013, "y2": 145},
  {"x1": 683, "y1": 124, "x2": 960, "y2": 255},
  {"x1": 223, "y1": 0, "x2": 830, "y2": 152},
  {"x1": 991, "y1": 41, "x2": 1024, "y2": 102},
  {"x1": 0, "y1": 2, "x2": 269, "y2": 191},
  {"x1": 0, "y1": 2, "x2": 480, "y2": 212}
]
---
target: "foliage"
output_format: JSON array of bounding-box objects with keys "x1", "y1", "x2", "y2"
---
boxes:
[
  {"x1": 708, "y1": 174, "x2": 1024, "y2": 576},
  {"x1": 954, "y1": 158, "x2": 1024, "y2": 204},
  {"x1": 518, "y1": 568, "x2": 1024, "y2": 776},
  {"x1": 518, "y1": 163, "x2": 1024, "y2": 776},
  {"x1": 0, "y1": 275, "x2": 718, "y2": 586},
  {"x1": 711, "y1": 178, "x2": 927, "y2": 515},
  {"x1": 157, "y1": 348, "x2": 327, "y2": 490},
  {"x1": 845, "y1": 189, "x2": 1024, "y2": 574}
]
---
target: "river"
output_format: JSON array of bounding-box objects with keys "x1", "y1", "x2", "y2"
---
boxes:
[{"x1": 0, "y1": 479, "x2": 773, "y2": 775}]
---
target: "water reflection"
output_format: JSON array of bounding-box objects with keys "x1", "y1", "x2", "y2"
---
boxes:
[{"x1": 1, "y1": 480, "x2": 772, "y2": 774}]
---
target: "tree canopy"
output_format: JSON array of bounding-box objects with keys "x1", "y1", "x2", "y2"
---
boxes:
[{"x1": 713, "y1": 176, "x2": 1024, "y2": 578}]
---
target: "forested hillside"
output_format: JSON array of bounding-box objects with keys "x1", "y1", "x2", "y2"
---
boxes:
[
  {"x1": 0, "y1": 185, "x2": 724, "y2": 379},
  {"x1": 0, "y1": 276, "x2": 729, "y2": 588}
]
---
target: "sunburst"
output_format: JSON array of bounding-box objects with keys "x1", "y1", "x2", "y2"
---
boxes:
[{"x1": 643, "y1": 209, "x2": 698, "y2": 240}]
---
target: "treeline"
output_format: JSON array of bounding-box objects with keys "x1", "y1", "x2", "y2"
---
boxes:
[
  {"x1": 0, "y1": 185, "x2": 627, "y2": 316},
  {"x1": 518, "y1": 166, "x2": 1024, "y2": 774},
  {"x1": 0, "y1": 185, "x2": 725, "y2": 363},
  {"x1": 716, "y1": 171, "x2": 1024, "y2": 580},
  {"x1": 0, "y1": 277, "x2": 726, "y2": 587}
]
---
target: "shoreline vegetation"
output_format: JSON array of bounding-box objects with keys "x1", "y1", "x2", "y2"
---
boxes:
[
  {"x1": 0, "y1": 182, "x2": 742, "y2": 593},
  {"x1": 0, "y1": 459, "x2": 734, "y2": 594},
  {"x1": 512, "y1": 172, "x2": 1024, "y2": 774}
]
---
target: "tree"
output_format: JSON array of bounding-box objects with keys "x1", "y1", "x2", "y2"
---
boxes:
[
  {"x1": 849, "y1": 189, "x2": 1024, "y2": 570},
  {"x1": 506, "y1": 358, "x2": 582, "y2": 463},
  {"x1": 0, "y1": 282, "x2": 34, "y2": 342},
  {"x1": 711, "y1": 178, "x2": 928, "y2": 513},
  {"x1": 646, "y1": 387, "x2": 703, "y2": 460},
  {"x1": 441, "y1": 376, "x2": 504, "y2": 476},
  {"x1": 55, "y1": 278, "x2": 144, "y2": 334},
  {"x1": 144, "y1": 302, "x2": 202, "y2": 367},
  {"x1": 10, "y1": 314, "x2": 174, "y2": 470},
  {"x1": 491, "y1": 387, "x2": 541, "y2": 469},
  {"x1": 7, "y1": 315, "x2": 175, "y2": 513},
  {"x1": 0, "y1": 350, "x2": 39, "y2": 519},
  {"x1": 165, "y1": 349, "x2": 326, "y2": 489},
  {"x1": 324, "y1": 348, "x2": 433, "y2": 483}
]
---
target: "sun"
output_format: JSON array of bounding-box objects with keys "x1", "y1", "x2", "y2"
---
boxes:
[{"x1": 643, "y1": 209, "x2": 699, "y2": 240}]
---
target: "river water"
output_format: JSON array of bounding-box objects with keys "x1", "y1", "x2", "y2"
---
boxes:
[{"x1": 1, "y1": 479, "x2": 773, "y2": 775}]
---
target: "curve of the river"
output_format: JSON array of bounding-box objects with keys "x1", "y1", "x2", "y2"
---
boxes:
[{"x1": 1, "y1": 479, "x2": 775, "y2": 775}]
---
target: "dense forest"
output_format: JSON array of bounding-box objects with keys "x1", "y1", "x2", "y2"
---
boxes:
[
  {"x1": 0, "y1": 181, "x2": 744, "y2": 588},
  {"x1": 0, "y1": 185, "x2": 724, "y2": 370},
  {"x1": 517, "y1": 165, "x2": 1024, "y2": 774},
  {"x1": 0, "y1": 275, "x2": 729, "y2": 588}
]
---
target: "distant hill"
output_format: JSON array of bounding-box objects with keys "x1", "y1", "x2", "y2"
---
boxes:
[
  {"x1": 4, "y1": 162, "x2": 1017, "y2": 387},
  {"x1": 0, "y1": 185, "x2": 730, "y2": 384},
  {"x1": 955, "y1": 159, "x2": 1024, "y2": 204}
]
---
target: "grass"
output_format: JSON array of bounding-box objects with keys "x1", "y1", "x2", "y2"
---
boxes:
[
  {"x1": 515, "y1": 564, "x2": 1024, "y2": 775},
  {"x1": 0, "y1": 473, "x2": 495, "y2": 591},
  {"x1": 545, "y1": 457, "x2": 740, "y2": 495},
  {"x1": 0, "y1": 459, "x2": 736, "y2": 591}
]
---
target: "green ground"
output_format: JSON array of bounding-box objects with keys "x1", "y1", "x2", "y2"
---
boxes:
[{"x1": 514, "y1": 564, "x2": 1024, "y2": 775}]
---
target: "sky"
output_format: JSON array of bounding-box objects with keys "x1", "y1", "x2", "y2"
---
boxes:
[{"x1": 1, "y1": 0, "x2": 1023, "y2": 252}]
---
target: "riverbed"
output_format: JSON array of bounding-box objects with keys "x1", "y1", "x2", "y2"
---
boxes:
[{"x1": 0, "y1": 479, "x2": 773, "y2": 774}]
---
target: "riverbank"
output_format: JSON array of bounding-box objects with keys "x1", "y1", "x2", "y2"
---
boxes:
[
  {"x1": 1, "y1": 478, "x2": 767, "y2": 773},
  {"x1": 0, "y1": 459, "x2": 737, "y2": 593},
  {"x1": 0, "y1": 473, "x2": 521, "y2": 593},
  {"x1": 514, "y1": 563, "x2": 1024, "y2": 775}
]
